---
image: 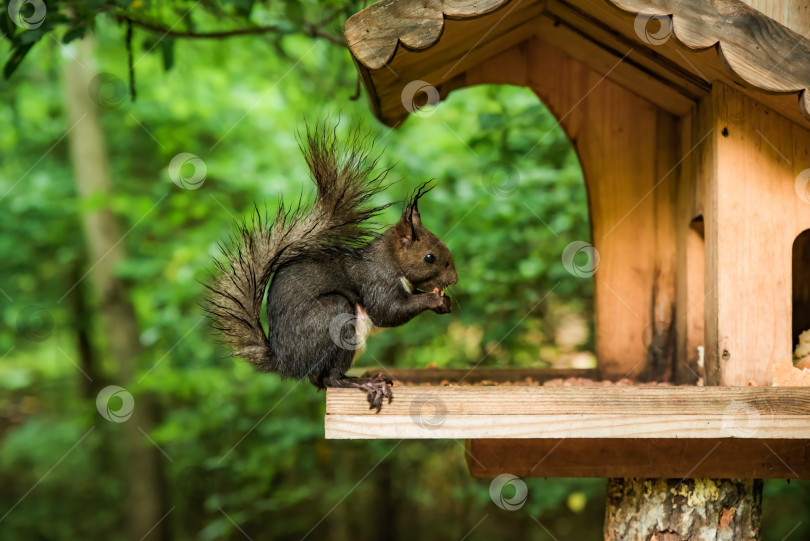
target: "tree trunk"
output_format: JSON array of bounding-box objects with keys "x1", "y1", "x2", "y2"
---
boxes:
[
  {"x1": 604, "y1": 478, "x2": 762, "y2": 541},
  {"x1": 69, "y1": 262, "x2": 102, "y2": 398},
  {"x1": 64, "y1": 36, "x2": 168, "y2": 541}
]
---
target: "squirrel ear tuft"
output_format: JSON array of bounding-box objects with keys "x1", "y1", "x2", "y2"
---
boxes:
[
  {"x1": 397, "y1": 182, "x2": 434, "y2": 248},
  {"x1": 402, "y1": 181, "x2": 434, "y2": 228}
]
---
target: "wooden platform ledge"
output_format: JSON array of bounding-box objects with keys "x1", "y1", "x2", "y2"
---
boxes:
[
  {"x1": 326, "y1": 386, "x2": 810, "y2": 478},
  {"x1": 326, "y1": 386, "x2": 810, "y2": 439}
]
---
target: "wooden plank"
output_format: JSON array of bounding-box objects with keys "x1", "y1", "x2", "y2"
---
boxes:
[
  {"x1": 673, "y1": 110, "x2": 707, "y2": 385},
  {"x1": 546, "y1": 0, "x2": 711, "y2": 98},
  {"x1": 739, "y1": 0, "x2": 810, "y2": 40},
  {"x1": 683, "y1": 219, "x2": 705, "y2": 382},
  {"x1": 326, "y1": 412, "x2": 810, "y2": 439},
  {"x1": 649, "y1": 108, "x2": 679, "y2": 380},
  {"x1": 584, "y1": 0, "x2": 810, "y2": 99},
  {"x1": 533, "y1": 13, "x2": 695, "y2": 115},
  {"x1": 467, "y1": 438, "x2": 810, "y2": 478},
  {"x1": 345, "y1": 0, "x2": 512, "y2": 70},
  {"x1": 703, "y1": 82, "x2": 810, "y2": 385},
  {"x1": 358, "y1": 367, "x2": 599, "y2": 384},
  {"x1": 325, "y1": 386, "x2": 810, "y2": 439},
  {"x1": 327, "y1": 386, "x2": 810, "y2": 415},
  {"x1": 372, "y1": 1, "x2": 545, "y2": 125},
  {"x1": 545, "y1": 0, "x2": 709, "y2": 94},
  {"x1": 563, "y1": 0, "x2": 810, "y2": 128},
  {"x1": 347, "y1": 0, "x2": 810, "y2": 98},
  {"x1": 348, "y1": 0, "x2": 810, "y2": 126}
]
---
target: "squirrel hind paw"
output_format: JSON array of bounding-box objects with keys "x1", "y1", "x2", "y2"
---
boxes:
[{"x1": 361, "y1": 378, "x2": 393, "y2": 413}]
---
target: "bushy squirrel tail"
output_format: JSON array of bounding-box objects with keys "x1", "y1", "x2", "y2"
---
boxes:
[{"x1": 203, "y1": 123, "x2": 391, "y2": 371}]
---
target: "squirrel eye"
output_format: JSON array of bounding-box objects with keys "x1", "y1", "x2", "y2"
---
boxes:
[{"x1": 424, "y1": 253, "x2": 436, "y2": 264}]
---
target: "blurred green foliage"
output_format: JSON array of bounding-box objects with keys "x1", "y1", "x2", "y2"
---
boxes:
[{"x1": 0, "y1": 1, "x2": 808, "y2": 540}]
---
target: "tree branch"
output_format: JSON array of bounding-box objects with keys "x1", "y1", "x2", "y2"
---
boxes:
[{"x1": 122, "y1": 16, "x2": 346, "y2": 46}]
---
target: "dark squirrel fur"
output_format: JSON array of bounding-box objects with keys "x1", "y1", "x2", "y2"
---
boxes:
[{"x1": 204, "y1": 124, "x2": 457, "y2": 410}]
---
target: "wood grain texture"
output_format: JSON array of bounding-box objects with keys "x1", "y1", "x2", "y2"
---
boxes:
[
  {"x1": 467, "y1": 438, "x2": 810, "y2": 478},
  {"x1": 344, "y1": 0, "x2": 511, "y2": 70},
  {"x1": 325, "y1": 386, "x2": 810, "y2": 439},
  {"x1": 739, "y1": 0, "x2": 810, "y2": 40},
  {"x1": 521, "y1": 37, "x2": 679, "y2": 381},
  {"x1": 607, "y1": 0, "x2": 810, "y2": 96},
  {"x1": 327, "y1": 386, "x2": 810, "y2": 415},
  {"x1": 532, "y1": 15, "x2": 693, "y2": 114},
  {"x1": 347, "y1": 0, "x2": 810, "y2": 126},
  {"x1": 675, "y1": 115, "x2": 701, "y2": 385},
  {"x1": 464, "y1": 39, "x2": 694, "y2": 381},
  {"x1": 326, "y1": 413, "x2": 810, "y2": 439},
  {"x1": 701, "y1": 82, "x2": 810, "y2": 385},
  {"x1": 362, "y1": 0, "x2": 544, "y2": 125}
]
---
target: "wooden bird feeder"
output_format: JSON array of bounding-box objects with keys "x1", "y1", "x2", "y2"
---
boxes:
[{"x1": 328, "y1": 0, "x2": 810, "y2": 535}]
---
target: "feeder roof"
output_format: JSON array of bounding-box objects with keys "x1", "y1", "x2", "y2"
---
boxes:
[{"x1": 345, "y1": 0, "x2": 810, "y2": 126}]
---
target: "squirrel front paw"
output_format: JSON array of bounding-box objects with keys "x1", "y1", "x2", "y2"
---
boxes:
[{"x1": 431, "y1": 293, "x2": 452, "y2": 314}]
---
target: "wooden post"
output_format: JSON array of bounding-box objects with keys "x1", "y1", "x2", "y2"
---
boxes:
[
  {"x1": 604, "y1": 478, "x2": 762, "y2": 540},
  {"x1": 702, "y1": 82, "x2": 810, "y2": 386}
]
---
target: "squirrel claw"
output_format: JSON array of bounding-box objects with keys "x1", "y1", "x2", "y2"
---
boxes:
[
  {"x1": 360, "y1": 373, "x2": 394, "y2": 413},
  {"x1": 327, "y1": 374, "x2": 394, "y2": 412}
]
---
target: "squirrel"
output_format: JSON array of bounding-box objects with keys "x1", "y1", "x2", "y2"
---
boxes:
[{"x1": 204, "y1": 125, "x2": 457, "y2": 411}]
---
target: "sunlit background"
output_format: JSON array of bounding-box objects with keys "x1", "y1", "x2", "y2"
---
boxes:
[{"x1": 1, "y1": 1, "x2": 808, "y2": 539}]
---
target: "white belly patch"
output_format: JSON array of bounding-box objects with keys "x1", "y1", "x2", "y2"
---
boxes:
[{"x1": 353, "y1": 303, "x2": 375, "y2": 360}]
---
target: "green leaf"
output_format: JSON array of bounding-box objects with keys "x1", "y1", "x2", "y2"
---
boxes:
[
  {"x1": 141, "y1": 36, "x2": 156, "y2": 52},
  {"x1": 62, "y1": 25, "x2": 87, "y2": 44},
  {"x1": 3, "y1": 42, "x2": 34, "y2": 79},
  {"x1": 0, "y1": 11, "x2": 14, "y2": 41},
  {"x1": 233, "y1": 0, "x2": 255, "y2": 17},
  {"x1": 17, "y1": 29, "x2": 45, "y2": 45},
  {"x1": 478, "y1": 113, "x2": 505, "y2": 130},
  {"x1": 285, "y1": 1, "x2": 304, "y2": 24},
  {"x1": 160, "y1": 38, "x2": 175, "y2": 71}
]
